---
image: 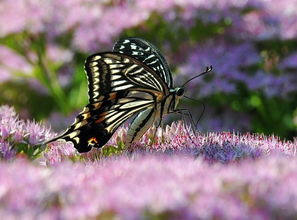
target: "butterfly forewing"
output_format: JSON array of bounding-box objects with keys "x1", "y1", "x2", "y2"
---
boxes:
[
  {"x1": 113, "y1": 38, "x2": 173, "y2": 88},
  {"x1": 48, "y1": 89, "x2": 156, "y2": 153}
]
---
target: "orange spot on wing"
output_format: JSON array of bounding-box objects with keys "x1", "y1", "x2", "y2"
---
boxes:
[
  {"x1": 108, "y1": 92, "x2": 117, "y2": 100},
  {"x1": 95, "y1": 112, "x2": 107, "y2": 123},
  {"x1": 154, "y1": 91, "x2": 164, "y2": 102},
  {"x1": 93, "y1": 102, "x2": 102, "y2": 109},
  {"x1": 88, "y1": 137, "x2": 98, "y2": 145}
]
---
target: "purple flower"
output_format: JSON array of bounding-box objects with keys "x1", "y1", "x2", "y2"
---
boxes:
[
  {"x1": 24, "y1": 120, "x2": 53, "y2": 146},
  {"x1": 46, "y1": 44, "x2": 73, "y2": 64},
  {"x1": 0, "y1": 46, "x2": 32, "y2": 82},
  {"x1": 0, "y1": 106, "x2": 16, "y2": 120},
  {"x1": 41, "y1": 141, "x2": 76, "y2": 166},
  {"x1": 280, "y1": 52, "x2": 297, "y2": 69},
  {"x1": 0, "y1": 141, "x2": 15, "y2": 160},
  {"x1": 246, "y1": 70, "x2": 297, "y2": 98},
  {"x1": 0, "y1": 67, "x2": 10, "y2": 83},
  {"x1": 180, "y1": 40, "x2": 260, "y2": 97},
  {"x1": 0, "y1": 105, "x2": 55, "y2": 146},
  {"x1": 0, "y1": 106, "x2": 24, "y2": 142},
  {"x1": 1, "y1": 0, "x2": 297, "y2": 54},
  {"x1": 1, "y1": 153, "x2": 297, "y2": 218},
  {"x1": 180, "y1": 38, "x2": 297, "y2": 98},
  {"x1": 197, "y1": 108, "x2": 251, "y2": 132},
  {"x1": 75, "y1": 121, "x2": 296, "y2": 164},
  {"x1": 224, "y1": 0, "x2": 297, "y2": 40},
  {"x1": 0, "y1": 105, "x2": 58, "y2": 160},
  {"x1": 1, "y1": 105, "x2": 295, "y2": 164},
  {"x1": 47, "y1": 111, "x2": 79, "y2": 132},
  {"x1": 1, "y1": 105, "x2": 297, "y2": 218},
  {"x1": 237, "y1": 11, "x2": 280, "y2": 40},
  {"x1": 0, "y1": 0, "x2": 48, "y2": 37}
]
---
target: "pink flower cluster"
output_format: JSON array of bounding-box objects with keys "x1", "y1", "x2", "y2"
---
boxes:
[
  {"x1": 236, "y1": 0, "x2": 297, "y2": 40},
  {"x1": 1, "y1": 105, "x2": 294, "y2": 164},
  {"x1": 1, "y1": 105, "x2": 297, "y2": 218},
  {"x1": 0, "y1": 46, "x2": 33, "y2": 83},
  {"x1": 44, "y1": 117, "x2": 297, "y2": 165},
  {"x1": 0, "y1": 105, "x2": 74, "y2": 160},
  {"x1": 1, "y1": 154, "x2": 297, "y2": 219}
]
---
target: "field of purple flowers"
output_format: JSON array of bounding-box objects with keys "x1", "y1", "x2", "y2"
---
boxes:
[
  {"x1": 1, "y1": 105, "x2": 297, "y2": 219},
  {"x1": 0, "y1": 0, "x2": 297, "y2": 219}
]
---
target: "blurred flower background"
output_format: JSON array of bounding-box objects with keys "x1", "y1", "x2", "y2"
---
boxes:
[
  {"x1": 0, "y1": 0, "x2": 296, "y2": 138},
  {"x1": 0, "y1": 0, "x2": 297, "y2": 219}
]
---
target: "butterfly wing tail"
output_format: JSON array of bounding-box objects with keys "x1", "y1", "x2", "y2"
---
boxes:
[
  {"x1": 42, "y1": 121, "x2": 114, "y2": 153},
  {"x1": 41, "y1": 130, "x2": 72, "y2": 146},
  {"x1": 41, "y1": 130, "x2": 93, "y2": 153}
]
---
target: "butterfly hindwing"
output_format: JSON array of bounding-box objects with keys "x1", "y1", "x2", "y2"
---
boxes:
[
  {"x1": 85, "y1": 52, "x2": 169, "y2": 104},
  {"x1": 113, "y1": 38, "x2": 173, "y2": 88}
]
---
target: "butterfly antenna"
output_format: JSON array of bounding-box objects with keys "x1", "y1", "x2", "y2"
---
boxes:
[{"x1": 182, "y1": 65, "x2": 213, "y2": 88}]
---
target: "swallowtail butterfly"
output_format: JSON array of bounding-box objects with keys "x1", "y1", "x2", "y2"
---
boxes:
[{"x1": 45, "y1": 38, "x2": 212, "y2": 153}]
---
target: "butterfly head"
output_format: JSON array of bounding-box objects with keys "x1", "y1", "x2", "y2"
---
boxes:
[
  {"x1": 169, "y1": 66, "x2": 212, "y2": 112},
  {"x1": 175, "y1": 87, "x2": 185, "y2": 97},
  {"x1": 170, "y1": 87, "x2": 185, "y2": 97}
]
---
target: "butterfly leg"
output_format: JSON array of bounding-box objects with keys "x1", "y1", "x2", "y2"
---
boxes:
[
  {"x1": 175, "y1": 99, "x2": 205, "y2": 129},
  {"x1": 152, "y1": 116, "x2": 164, "y2": 145},
  {"x1": 175, "y1": 108, "x2": 196, "y2": 131},
  {"x1": 174, "y1": 109, "x2": 198, "y2": 146}
]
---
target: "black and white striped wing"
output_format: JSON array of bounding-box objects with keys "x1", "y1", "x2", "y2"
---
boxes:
[
  {"x1": 113, "y1": 38, "x2": 173, "y2": 88},
  {"x1": 47, "y1": 90, "x2": 156, "y2": 153},
  {"x1": 86, "y1": 52, "x2": 169, "y2": 103},
  {"x1": 45, "y1": 52, "x2": 168, "y2": 153}
]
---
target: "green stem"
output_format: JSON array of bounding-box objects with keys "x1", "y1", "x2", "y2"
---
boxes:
[
  {"x1": 17, "y1": 33, "x2": 70, "y2": 113},
  {"x1": 36, "y1": 50, "x2": 70, "y2": 113}
]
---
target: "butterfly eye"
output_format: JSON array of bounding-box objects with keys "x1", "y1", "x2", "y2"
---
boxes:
[{"x1": 176, "y1": 88, "x2": 184, "y2": 96}]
